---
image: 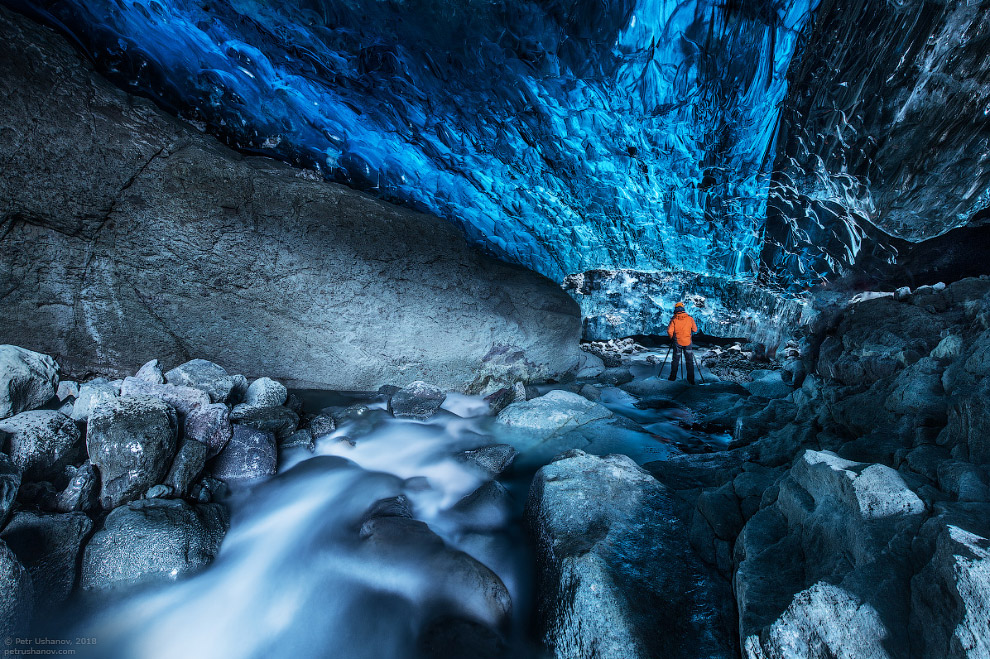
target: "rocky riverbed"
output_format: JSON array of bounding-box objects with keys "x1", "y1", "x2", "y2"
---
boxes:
[{"x1": 2, "y1": 277, "x2": 988, "y2": 658}]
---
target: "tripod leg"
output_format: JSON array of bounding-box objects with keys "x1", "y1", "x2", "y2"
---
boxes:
[{"x1": 694, "y1": 351, "x2": 706, "y2": 383}]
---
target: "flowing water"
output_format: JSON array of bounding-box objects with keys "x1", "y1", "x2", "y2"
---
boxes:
[{"x1": 56, "y1": 353, "x2": 733, "y2": 659}]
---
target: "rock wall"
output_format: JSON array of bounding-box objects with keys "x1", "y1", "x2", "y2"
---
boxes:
[
  {"x1": 0, "y1": 5, "x2": 583, "y2": 391},
  {"x1": 563, "y1": 269, "x2": 812, "y2": 352}
]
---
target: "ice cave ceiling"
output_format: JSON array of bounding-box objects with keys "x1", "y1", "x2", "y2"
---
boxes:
[{"x1": 7, "y1": 0, "x2": 990, "y2": 289}]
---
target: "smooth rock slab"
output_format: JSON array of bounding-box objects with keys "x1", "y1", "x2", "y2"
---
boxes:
[
  {"x1": 0, "y1": 511, "x2": 92, "y2": 612},
  {"x1": 211, "y1": 425, "x2": 277, "y2": 483},
  {"x1": 0, "y1": 410, "x2": 81, "y2": 481},
  {"x1": 527, "y1": 450, "x2": 733, "y2": 659},
  {"x1": 165, "y1": 359, "x2": 236, "y2": 403},
  {"x1": 0, "y1": 345, "x2": 58, "y2": 420},
  {"x1": 80, "y1": 498, "x2": 228, "y2": 591},
  {"x1": 86, "y1": 396, "x2": 178, "y2": 508}
]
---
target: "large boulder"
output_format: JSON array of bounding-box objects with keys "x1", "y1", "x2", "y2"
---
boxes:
[
  {"x1": 0, "y1": 345, "x2": 58, "y2": 420},
  {"x1": 0, "y1": 6, "x2": 583, "y2": 391},
  {"x1": 70, "y1": 378, "x2": 119, "y2": 421},
  {"x1": 80, "y1": 498, "x2": 228, "y2": 592},
  {"x1": 0, "y1": 511, "x2": 92, "y2": 613},
  {"x1": 0, "y1": 410, "x2": 81, "y2": 481},
  {"x1": 211, "y1": 425, "x2": 277, "y2": 484},
  {"x1": 388, "y1": 381, "x2": 447, "y2": 420},
  {"x1": 527, "y1": 450, "x2": 733, "y2": 659},
  {"x1": 164, "y1": 359, "x2": 236, "y2": 404},
  {"x1": 735, "y1": 450, "x2": 927, "y2": 657},
  {"x1": 0, "y1": 539, "x2": 32, "y2": 638},
  {"x1": 184, "y1": 403, "x2": 233, "y2": 458},
  {"x1": 85, "y1": 396, "x2": 179, "y2": 508}
]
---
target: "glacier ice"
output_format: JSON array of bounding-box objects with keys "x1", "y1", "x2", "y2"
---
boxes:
[{"x1": 8, "y1": 0, "x2": 818, "y2": 282}]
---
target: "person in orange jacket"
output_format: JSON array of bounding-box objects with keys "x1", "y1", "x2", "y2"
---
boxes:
[{"x1": 667, "y1": 301, "x2": 699, "y2": 384}]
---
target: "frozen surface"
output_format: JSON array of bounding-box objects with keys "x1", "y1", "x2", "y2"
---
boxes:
[{"x1": 8, "y1": 0, "x2": 818, "y2": 281}]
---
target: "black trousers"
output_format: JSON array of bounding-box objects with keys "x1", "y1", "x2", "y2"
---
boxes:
[{"x1": 668, "y1": 344, "x2": 695, "y2": 384}]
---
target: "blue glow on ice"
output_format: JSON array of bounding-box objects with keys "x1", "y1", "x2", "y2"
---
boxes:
[{"x1": 11, "y1": 0, "x2": 820, "y2": 281}]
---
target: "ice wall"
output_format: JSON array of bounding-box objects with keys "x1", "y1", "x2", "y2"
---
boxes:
[{"x1": 6, "y1": 0, "x2": 818, "y2": 281}]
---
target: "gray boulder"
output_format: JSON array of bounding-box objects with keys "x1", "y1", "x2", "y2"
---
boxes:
[
  {"x1": 0, "y1": 453, "x2": 20, "y2": 527},
  {"x1": 134, "y1": 359, "x2": 165, "y2": 384},
  {"x1": 911, "y1": 505, "x2": 990, "y2": 659},
  {"x1": 0, "y1": 539, "x2": 32, "y2": 638},
  {"x1": 244, "y1": 377, "x2": 287, "y2": 408},
  {"x1": 119, "y1": 377, "x2": 210, "y2": 420},
  {"x1": 230, "y1": 405, "x2": 299, "y2": 440},
  {"x1": 456, "y1": 444, "x2": 518, "y2": 477},
  {"x1": 735, "y1": 450, "x2": 926, "y2": 657},
  {"x1": 71, "y1": 378, "x2": 119, "y2": 422},
  {"x1": 184, "y1": 403, "x2": 233, "y2": 458},
  {"x1": 527, "y1": 450, "x2": 733, "y2": 659},
  {"x1": 0, "y1": 6, "x2": 582, "y2": 392},
  {"x1": 308, "y1": 414, "x2": 336, "y2": 439},
  {"x1": 211, "y1": 425, "x2": 277, "y2": 484},
  {"x1": 743, "y1": 370, "x2": 793, "y2": 399},
  {"x1": 164, "y1": 439, "x2": 208, "y2": 497},
  {"x1": 0, "y1": 345, "x2": 58, "y2": 420},
  {"x1": 165, "y1": 359, "x2": 236, "y2": 403},
  {"x1": 86, "y1": 396, "x2": 178, "y2": 508},
  {"x1": 80, "y1": 498, "x2": 228, "y2": 591},
  {"x1": 497, "y1": 389, "x2": 612, "y2": 438},
  {"x1": 56, "y1": 380, "x2": 79, "y2": 401},
  {"x1": 0, "y1": 410, "x2": 81, "y2": 481},
  {"x1": 388, "y1": 381, "x2": 447, "y2": 420},
  {"x1": 0, "y1": 511, "x2": 92, "y2": 612},
  {"x1": 54, "y1": 462, "x2": 99, "y2": 513}
]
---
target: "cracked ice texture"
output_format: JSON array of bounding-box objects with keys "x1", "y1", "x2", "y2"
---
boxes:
[
  {"x1": 7, "y1": 0, "x2": 819, "y2": 281},
  {"x1": 763, "y1": 0, "x2": 990, "y2": 288}
]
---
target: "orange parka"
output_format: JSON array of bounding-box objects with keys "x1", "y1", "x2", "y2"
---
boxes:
[{"x1": 668, "y1": 310, "x2": 698, "y2": 347}]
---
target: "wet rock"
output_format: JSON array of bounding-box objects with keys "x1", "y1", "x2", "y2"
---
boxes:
[
  {"x1": 940, "y1": 379, "x2": 990, "y2": 464},
  {"x1": 598, "y1": 366, "x2": 634, "y2": 386},
  {"x1": 134, "y1": 359, "x2": 165, "y2": 384},
  {"x1": 280, "y1": 429, "x2": 315, "y2": 451},
  {"x1": 735, "y1": 450, "x2": 926, "y2": 657},
  {"x1": 388, "y1": 382, "x2": 447, "y2": 420},
  {"x1": 184, "y1": 403, "x2": 233, "y2": 459},
  {"x1": 743, "y1": 370, "x2": 792, "y2": 399},
  {"x1": 377, "y1": 384, "x2": 401, "y2": 399},
  {"x1": 54, "y1": 462, "x2": 99, "y2": 513},
  {"x1": 229, "y1": 374, "x2": 249, "y2": 405},
  {"x1": 451, "y1": 481, "x2": 510, "y2": 530},
  {"x1": 165, "y1": 439, "x2": 208, "y2": 497},
  {"x1": 80, "y1": 498, "x2": 228, "y2": 592},
  {"x1": 0, "y1": 539, "x2": 32, "y2": 638},
  {"x1": 189, "y1": 477, "x2": 227, "y2": 504},
  {"x1": 456, "y1": 444, "x2": 518, "y2": 477},
  {"x1": 244, "y1": 377, "x2": 287, "y2": 408},
  {"x1": 0, "y1": 345, "x2": 58, "y2": 420},
  {"x1": 575, "y1": 351, "x2": 606, "y2": 379},
  {"x1": 482, "y1": 387, "x2": 515, "y2": 416},
  {"x1": 497, "y1": 390, "x2": 612, "y2": 439},
  {"x1": 0, "y1": 453, "x2": 20, "y2": 526},
  {"x1": 70, "y1": 378, "x2": 118, "y2": 422},
  {"x1": 86, "y1": 396, "x2": 179, "y2": 509},
  {"x1": 528, "y1": 451, "x2": 733, "y2": 659},
  {"x1": 56, "y1": 380, "x2": 79, "y2": 401},
  {"x1": 0, "y1": 410, "x2": 81, "y2": 481},
  {"x1": 211, "y1": 425, "x2": 277, "y2": 484},
  {"x1": 359, "y1": 515, "x2": 511, "y2": 627},
  {"x1": 937, "y1": 462, "x2": 990, "y2": 502},
  {"x1": 120, "y1": 377, "x2": 211, "y2": 421},
  {"x1": 145, "y1": 484, "x2": 171, "y2": 499},
  {"x1": 165, "y1": 359, "x2": 236, "y2": 403},
  {"x1": 0, "y1": 511, "x2": 92, "y2": 612},
  {"x1": 911, "y1": 505, "x2": 990, "y2": 659},
  {"x1": 307, "y1": 413, "x2": 336, "y2": 439},
  {"x1": 885, "y1": 357, "x2": 946, "y2": 419},
  {"x1": 230, "y1": 405, "x2": 299, "y2": 440}
]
